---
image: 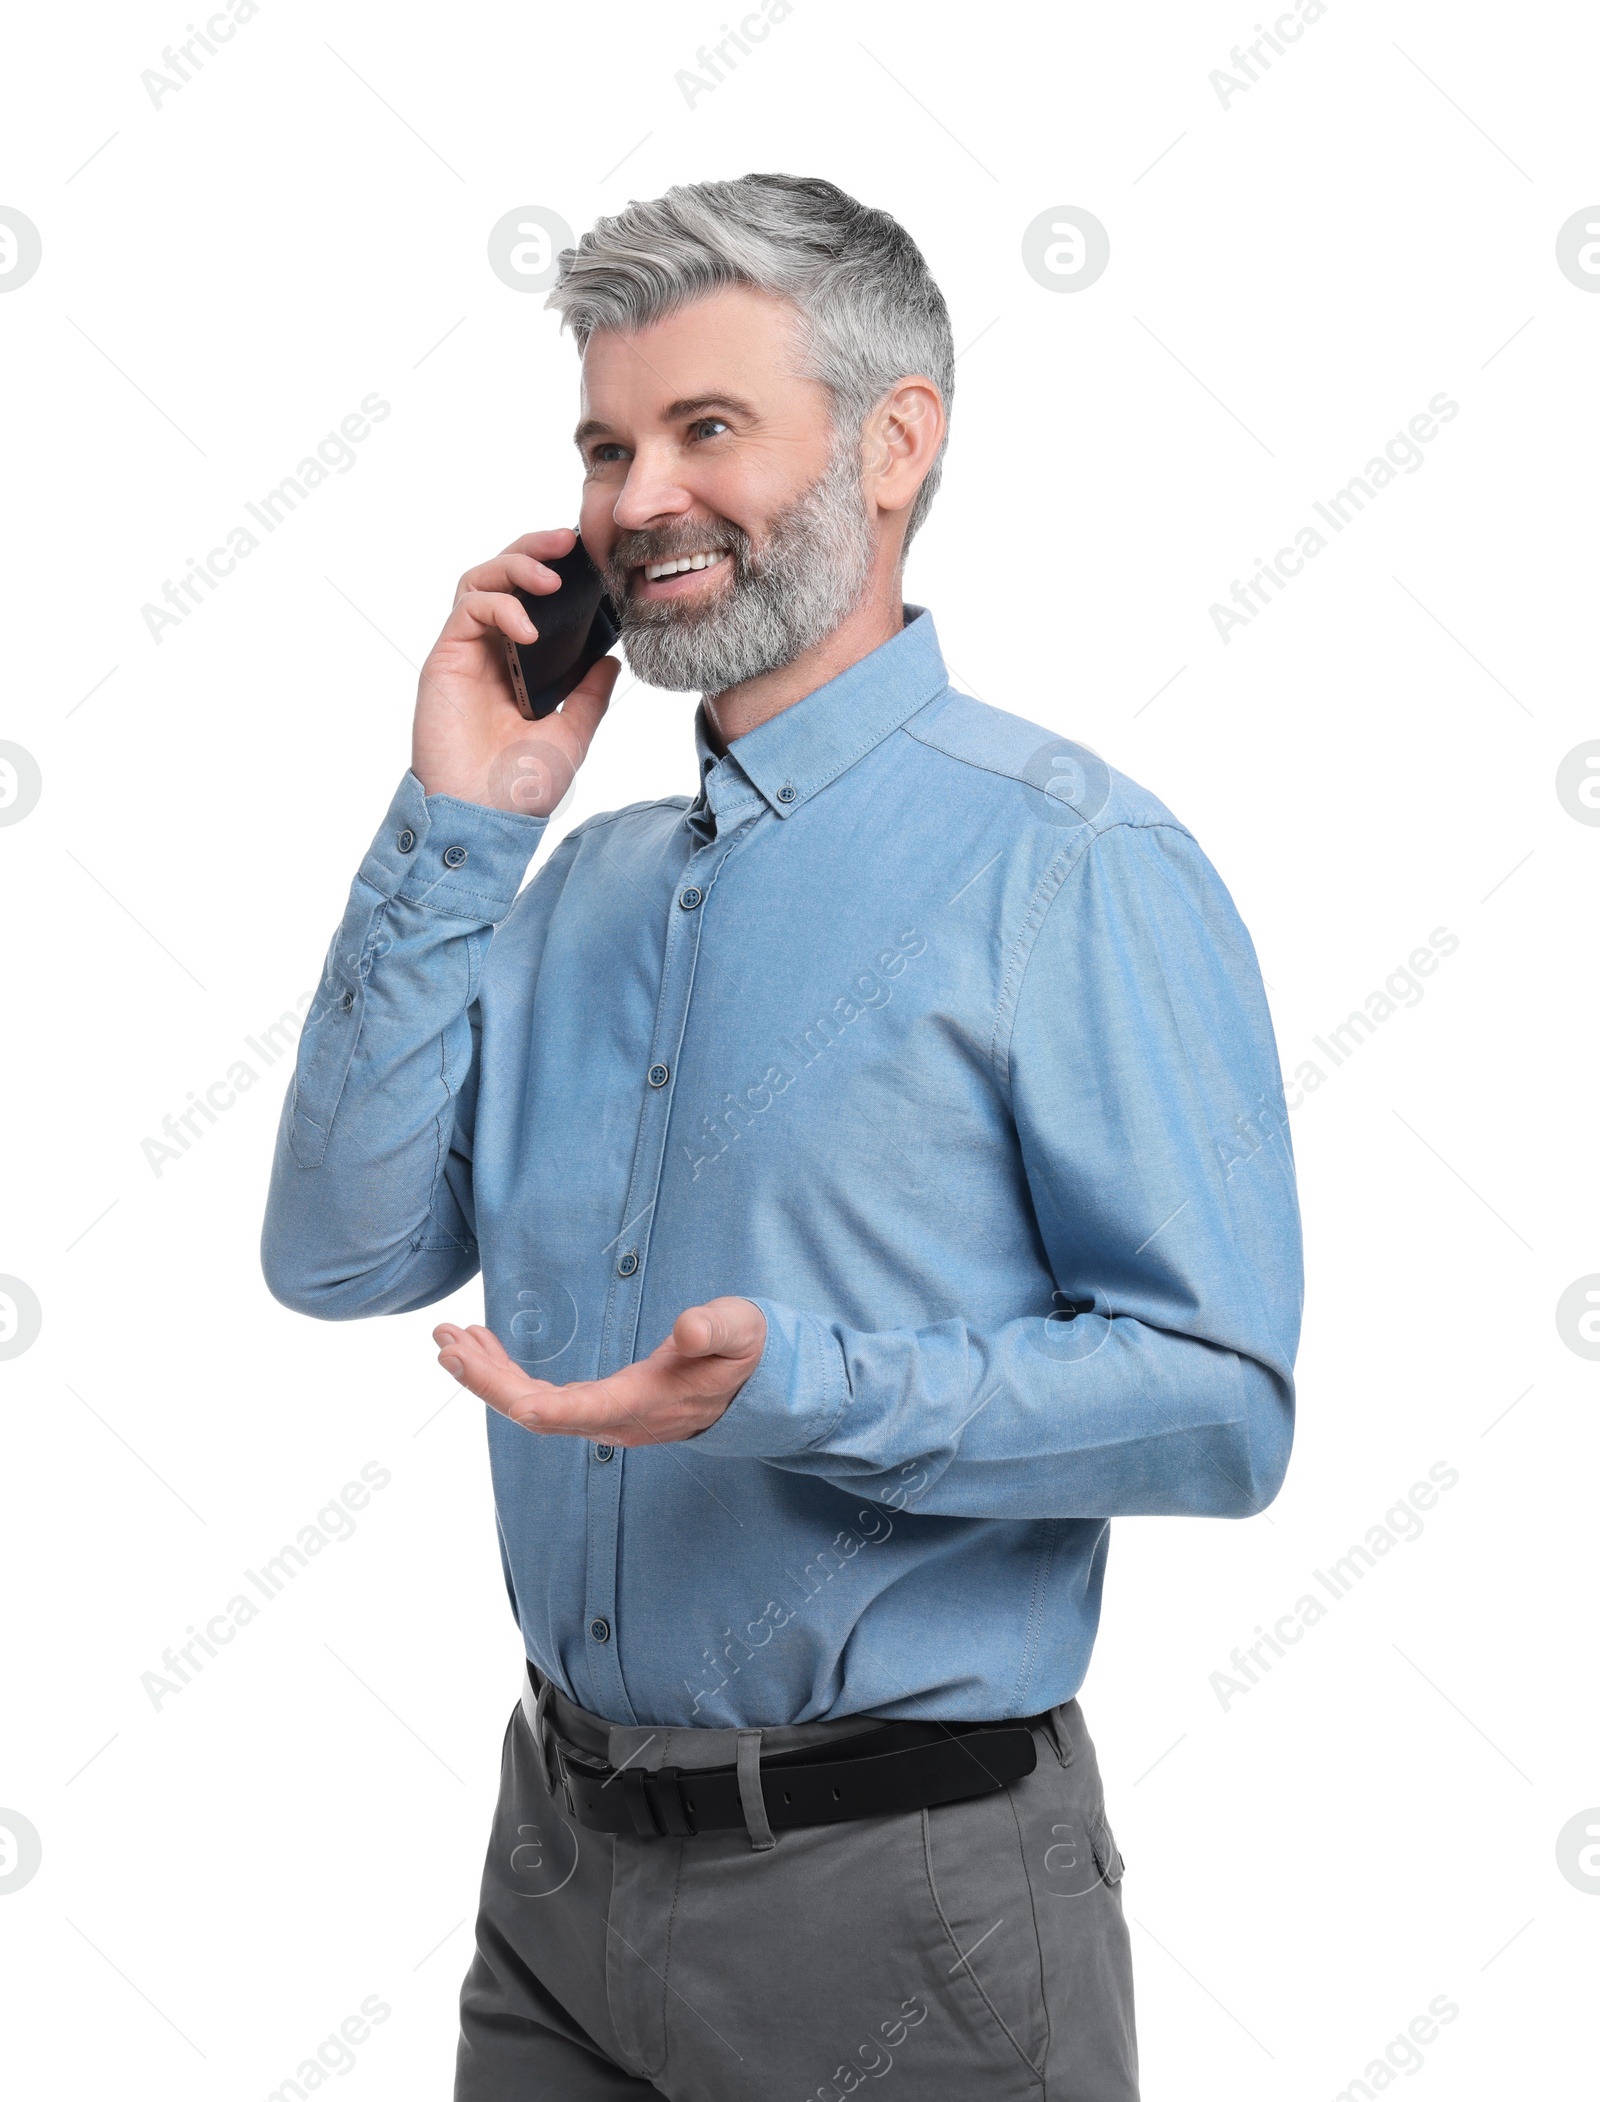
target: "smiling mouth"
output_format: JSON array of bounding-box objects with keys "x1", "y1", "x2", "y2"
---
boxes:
[{"x1": 632, "y1": 548, "x2": 732, "y2": 598}]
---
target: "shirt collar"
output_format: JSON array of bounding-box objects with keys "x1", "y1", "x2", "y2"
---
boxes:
[{"x1": 692, "y1": 605, "x2": 949, "y2": 820}]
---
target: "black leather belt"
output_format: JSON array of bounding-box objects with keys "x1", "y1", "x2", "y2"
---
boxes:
[{"x1": 551, "y1": 1716, "x2": 1041, "y2": 1840}]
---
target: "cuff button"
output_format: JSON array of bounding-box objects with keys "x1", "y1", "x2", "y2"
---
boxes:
[{"x1": 396, "y1": 828, "x2": 416, "y2": 853}]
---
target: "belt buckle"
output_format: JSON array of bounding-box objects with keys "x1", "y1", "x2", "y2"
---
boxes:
[{"x1": 555, "y1": 1739, "x2": 611, "y2": 1823}]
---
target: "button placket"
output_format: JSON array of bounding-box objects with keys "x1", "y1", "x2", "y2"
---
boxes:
[
  {"x1": 595, "y1": 820, "x2": 752, "y2": 1370},
  {"x1": 579, "y1": 807, "x2": 757, "y2": 1719}
]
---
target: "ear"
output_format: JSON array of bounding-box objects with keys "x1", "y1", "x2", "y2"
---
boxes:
[{"x1": 860, "y1": 377, "x2": 946, "y2": 519}]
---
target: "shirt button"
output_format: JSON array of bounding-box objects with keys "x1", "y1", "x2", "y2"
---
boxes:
[
  {"x1": 647, "y1": 1063, "x2": 669, "y2": 1088},
  {"x1": 679, "y1": 886, "x2": 703, "y2": 910},
  {"x1": 442, "y1": 845, "x2": 468, "y2": 869},
  {"x1": 593, "y1": 1442, "x2": 615, "y2": 1463},
  {"x1": 589, "y1": 1617, "x2": 611, "y2": 1644},
  {"x1": 396, "y1": 828, "x2": 416, "y2": 853},
  {"x1": 776, "y1": 783, "x2": 796, "y2": 803},
  {"x1": 616, "y1": 1251, "x2": 639, "y2": 1277}
]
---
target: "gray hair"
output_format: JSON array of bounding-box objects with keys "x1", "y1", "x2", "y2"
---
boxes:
[{"x1": 546, "y1": 173, "x2": 953, "y2": 548}]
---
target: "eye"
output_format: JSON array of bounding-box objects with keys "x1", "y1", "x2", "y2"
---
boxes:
[
  {"x1": 689, "y1": 417, "x2": 731, "y2": 441},
  {"x1": 586, "y1": 443, "x2": 628, "y2": 466}
]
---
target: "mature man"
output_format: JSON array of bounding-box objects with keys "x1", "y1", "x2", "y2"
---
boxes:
[{"x1": 262, "y1": 173, "x2": 1302, "y2": 2101}]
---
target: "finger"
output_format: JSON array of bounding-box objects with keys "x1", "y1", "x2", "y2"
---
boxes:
[
  {"x1": 671, "y1": 1296, "x2": 766, "y2": 1360},
  {"x1": 432, "y1": 1320, "x2": 514, "y2": 1367},
  {"x1": 500, "y1": 527, "x2": 579, "y2": 562},
  {"x1": 457, "y1": 552, "x2": 565, "y2": 600},
  {"x1": 438, "y1": 588, "x2": 538, "y2": 648},
  {"x1": 432, "y1": 1324, "x2": 471, "y2": 1377},
  {"x1": 444, "y1": 1327, "x2": 658, "y2": 1442},
  {"x1": 432, "y1": 1318, "x2": 613, "y2": 1434},
  {"x1": 460, "y1": 1321, "x2": 518, "y2": 1368},
  {"x1": 436, "y1": 1325, "x2": 550, "y2": 1420},
  {"x1": 553, "y1": 654, "x2": 621, "y2": 753}
]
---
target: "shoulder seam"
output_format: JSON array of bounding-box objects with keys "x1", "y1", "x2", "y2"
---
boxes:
[{"x1": 901, "y1": 711, "x2": 1047, "y2": 788}]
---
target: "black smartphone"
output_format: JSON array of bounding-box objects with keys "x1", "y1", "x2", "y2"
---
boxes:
[{"x1": 504, "y1": 538, "x2": 620, "y2": 720}]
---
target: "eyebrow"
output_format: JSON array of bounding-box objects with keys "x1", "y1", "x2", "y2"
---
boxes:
[{"x1": 572, "y1": 393, "x2": 758, "y2": 449}]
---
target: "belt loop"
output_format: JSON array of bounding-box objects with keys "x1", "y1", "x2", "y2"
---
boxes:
[
  {"x1": 531, "y1": 1672, "x2": 559, "y2": 1798},
  {"x1": 735, "y1": 1730, "x2": 775, "y2": 1851},
  {"x1": 1044, "y1": 1701, "x2": 1072, "y2": 1768}
]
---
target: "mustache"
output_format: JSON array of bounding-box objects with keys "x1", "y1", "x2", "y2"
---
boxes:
[{"x1": 607, "y1": 519, "x2": 749, "y2": 582}]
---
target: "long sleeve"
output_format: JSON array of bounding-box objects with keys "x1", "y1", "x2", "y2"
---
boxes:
[
  {"x1": 260, "y1": 771, "x2": 549, "y2": 1319},
  {"x1": 692, "y1": 816, "x2": 1303, "y2": 1521}
]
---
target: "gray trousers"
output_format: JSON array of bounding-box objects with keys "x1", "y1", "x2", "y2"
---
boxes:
[{"x1": 454, "y1": 1672, "x2": 1138, "y2": 2100}]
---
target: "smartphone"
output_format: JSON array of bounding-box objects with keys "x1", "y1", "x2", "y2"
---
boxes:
[{"x1": 504, "y1": 538, "x2": 620, "y2": 720}]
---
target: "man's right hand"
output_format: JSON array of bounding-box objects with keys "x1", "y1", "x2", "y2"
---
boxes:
[{"x1": 411, "y1": 527, "x2": 621, "y2": 815}]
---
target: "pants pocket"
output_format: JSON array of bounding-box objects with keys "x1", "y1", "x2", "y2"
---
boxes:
[
  {"x1": 1091, "y1": 1812, "x2": 1125, "y2": 1888},
  {"x1": 1040, "y1": 1804, "x2": 1124, "y2": 1898},
  {"x1": 1014, "y1": 1711, "x2": 1140, "y2": 2100},
  {"x1": 922, "y1": 1784, "x2": 1050, "y2": 2080}
]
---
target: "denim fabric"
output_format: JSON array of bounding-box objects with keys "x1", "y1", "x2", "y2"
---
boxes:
[{"x1": 262, "y1": 606, "x2": 1302, "y2": 1726}]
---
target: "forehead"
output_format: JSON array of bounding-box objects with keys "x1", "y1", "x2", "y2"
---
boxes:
[{"x1": 577, "y1": 284, "x2": 818, "y2": 423}]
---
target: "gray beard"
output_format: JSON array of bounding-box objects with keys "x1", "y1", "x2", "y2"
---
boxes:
[{"x1": 607, "y1": 437, "x2": 877, "y2": 696}]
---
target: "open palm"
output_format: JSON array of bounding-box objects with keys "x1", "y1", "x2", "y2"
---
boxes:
[{"x1": 433, "y1": 1298, "x2": 767, "y2": 1445}]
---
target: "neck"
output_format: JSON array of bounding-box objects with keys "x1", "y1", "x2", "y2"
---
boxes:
[{"x1": 701, "y1": 580, "x2": 906, "y2": 751}]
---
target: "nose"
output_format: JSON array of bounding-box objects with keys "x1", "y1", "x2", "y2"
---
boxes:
[{"x1": 609, "y1": 440, "x2": 698, "y2": 535}]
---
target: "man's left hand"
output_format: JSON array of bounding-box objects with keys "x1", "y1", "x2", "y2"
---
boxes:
[{"x1": 432, "y1": 1298, "x2": 767, "y2": 1444}]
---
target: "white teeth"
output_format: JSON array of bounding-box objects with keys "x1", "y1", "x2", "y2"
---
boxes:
[{"x1": 643, "y1": 550, "x2": 727, "y2": 580}]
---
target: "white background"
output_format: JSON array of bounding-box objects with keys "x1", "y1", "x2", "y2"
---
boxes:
[{"x1": 2, "y1": 0, "x2": 1596, "y2": 2095}]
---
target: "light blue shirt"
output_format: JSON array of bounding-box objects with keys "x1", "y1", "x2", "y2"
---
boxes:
[{"x1": 262, "y1": 607, "x2": 1302, "y2": 1726}]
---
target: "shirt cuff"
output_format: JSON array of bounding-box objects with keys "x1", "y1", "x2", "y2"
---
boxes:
[
  {"x1": 357, "y1": 770, "x2": 549, "y2": 923},
  {"x1": 690, "y1": 1297, "x2": 849, "y2": 1459}
]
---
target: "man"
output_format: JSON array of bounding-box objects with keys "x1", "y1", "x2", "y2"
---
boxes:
[{"x1": 262, "y1": 172, "x2": 1302, "y2": 2101}]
